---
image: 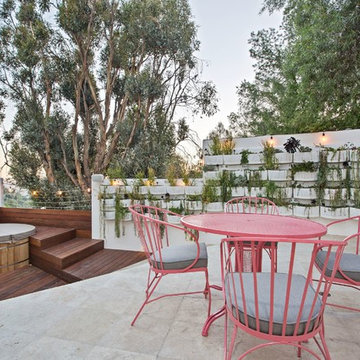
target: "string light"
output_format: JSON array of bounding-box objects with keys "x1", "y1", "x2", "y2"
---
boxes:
[
  {"x1": 87, "y1": 187, "x2": 91, "y2": 194},
  {"x1": 269, "y1": 135, "x2": 275, "y2": 146},
  {"x1": 31, "y1": 190, "x2": 39, "y2": 197},
  {"x1": 56, "y1": 190, "x2": 64, "y2": 196}
]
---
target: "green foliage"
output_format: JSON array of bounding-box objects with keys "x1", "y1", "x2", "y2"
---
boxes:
[
  {"x1": 240, "y1": 149, "x2": 250, "y2": 165},
  {"x1": 230, "y1": 0, "x2": 360, "y2": 135},
  {"x1": 262, "y1": 141, "x2": 278, "y2": 170},
  {"x1": 115, "y1": 192, "x2": 129, "y2": 237},
  {"x1": 201, "y1": 179, "x2": 219, "y2": 204},
  {"x1": 247, "y1": 171, "x2": 263, "y2": 191},
  {"x1": 0, "y1": 0, "x2": 217, "y2": 200},
  {"x1": 291, "y1": 161, "x2": 317, "y2": 176},
  {"x1": 315, "y1": 151, "x2": 329, "y2": 205},
  {"x1": 147, "y1": 167, "x2": 156, "y2": 186}
]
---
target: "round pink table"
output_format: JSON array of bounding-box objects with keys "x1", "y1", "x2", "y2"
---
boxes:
[{"x1": 181, "y1": 213, "x2": 327, "y2": 336}]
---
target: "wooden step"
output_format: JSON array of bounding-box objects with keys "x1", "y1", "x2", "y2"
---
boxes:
[
  {"x1": 63, "y1": 249, "x2": 147, "y2": 280},
  {"x1": 31, "y1": 238, "x2": 104, "y2": 270},
  {"x1": 30, "y1": 226, "x2": 76, "y2": 249}
]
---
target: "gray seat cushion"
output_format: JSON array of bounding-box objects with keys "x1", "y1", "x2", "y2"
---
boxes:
[
  {"x1": 225, "y1": 273, "x2": 322, "y2": 336},
  {"x1": 316, "y1": 251, "x2": 360, "y2": 282},
  {"x1": 151, "y1": 242, "x2": 208, "y2": 270}
]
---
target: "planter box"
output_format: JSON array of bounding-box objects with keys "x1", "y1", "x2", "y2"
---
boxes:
[
  {"x1": 349, "y1": 207, "x2": 360, "y2": 217},
  {"x1": 192, "y1": 179, "x2": 204, "y2": 186},
  {"x1": 327, "y1": 169, "x2": 346, "y2": 182},
  {"x1": 247, "y1": 153, "x2": 262, "y2": 165},
  {"x1": 223, "y1": 154, "x2": 241, "y2": 165},
  {"x1": 320, "y1": 206, "x2": 349, "y2": 219},
  {"x1": 122, "y1": 212, "x2": 132, "y2": 221},
  {"x1": 103, "y1": 210, "x2": 115, "y2": 220},
  {"x1": 156, "y1": 179, "x2": 169, "y2": 186},
  {"x1": 204, "y1": 155, "x2": 223, "y2": 166},
  {"x1": 166, "y1": 186, "x2": 185, "y2": 196},
  {"x1": 293, "y1": 151, "x2": 318, "y2": 163},
  {"x1": 205, "y1": 202, "x2": 223, "y2": 212},
  {"x1": 186, "y1": 201, "x2": 203, "y2": 211},
  {"x1": 275, "y1": 153, "x2": 292, "y2": 164},
  {"x1": 104, "y1": 198, "x2": 115, "y2": 207},
  {"x1": 167, "y1": 214, "x2": 181, "y2": 224},
  {"x1": 250, "y1": 187, "x2": 266, "y2": 197},
  {"x1": 233, "y1": 170, "x2": 245, "y2": 177},
  {"x1": 203, "y1": 171, "x2": 220, "y2": 180},
  {"x1": 294, "y1": 172, "x2": 318, "y2": 182},
  {"x1": 323, "y1": 188, "x2": 347, "y2": 201},
  {"x1": 185, "y1": 186, "x2": 202, "y2": 195},
  {"x1": 267, "y1": 170, "x2": 289, "y2": 181},
  {"x1": 280, "y1": 187, "x2": 293, "y2": 199},
  {"x1": 278, "y1": 205, "x2": 293, "y2": 216},
  {"x1": 231, "y1": 187, "x2": 246, "y2": 197},
  {"x1": 293, "y1": 205, "x2": 319, "y2": 219},
  {"x1": 293, "y1": 188, "x2": 316, "y2": 200},
  {"x1": 149, "y1": 186, "x2": 167, "y2": 195},
  {"x1": 327, "y1": 150, "x2": 348, "y2": 163},
  {"x1": 120, "y1": 199, "x2": 131, "y2": 207},
  {"x1": 166, "y1": 200, "x2": 182, "y2": 209}
]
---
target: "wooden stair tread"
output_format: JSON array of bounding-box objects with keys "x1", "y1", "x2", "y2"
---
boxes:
[
  {"x1": 43, "y1": 238, "x2": 102, "y2": 259},
  {"x1": 31, "y1": 226, "x2": 76, "y2": 240},
  {"x1": 63, "y1": 249, "x2": 147, "y2": 280}
]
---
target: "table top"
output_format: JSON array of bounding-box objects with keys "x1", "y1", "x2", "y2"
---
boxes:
[
  {"x1": 0, "y1": 223, "x2": 36, "y2": 243},
  {"x1": 181, "y1": 213, "x2": 327, "y2": 240}
]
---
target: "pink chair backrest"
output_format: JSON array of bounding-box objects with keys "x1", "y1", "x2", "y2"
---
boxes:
[
  {"x1": 225, "y1": 196, "x2": 279, "y2": 215},
  {"x1": 220, "y1": 236, "x2": 347, "y2": 338},
  {"x1": 129, "y1": 204, "x2": 198, "y2": 271}
]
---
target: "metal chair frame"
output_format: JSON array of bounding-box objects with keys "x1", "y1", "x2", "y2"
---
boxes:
[
  {"x1": 314, "y1": 216, "x2": 360, "y2": 312},
  {"x1": 225, "y1": 196, "x2": 280, "y2": 271},
  {"x1": 221, "y1": 235, "x2": 348, "y2": 359},
  {"x1": 129, "y1": 204, "x2": 211, "y2": 325}
]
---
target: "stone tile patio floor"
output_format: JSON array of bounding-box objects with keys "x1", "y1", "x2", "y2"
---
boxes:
[{"x1": 1, "y1": 244, "x2": 359, "y2": 360}]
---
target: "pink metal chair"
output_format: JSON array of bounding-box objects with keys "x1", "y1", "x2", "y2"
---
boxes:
[
  {"x1": 315, "y1": 215, "x2": 360, "y2": 312},
  {"x1": 221, "y1": 235, "x2": 348, "y2": 359},
  {"x1": 129, "y1": 204, "x2": 211, "y2": 325},
  {"x1": 225, "y1": 196, "x2": 280, "y2": 271}
]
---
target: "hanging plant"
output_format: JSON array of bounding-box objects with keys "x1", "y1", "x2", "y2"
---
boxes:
[
  {"x1": 283, "y1": 137, "x2": 301, "y2": 153},
  {"x1": 115, "y1": 192, "x2": 129, "y2": 237}
]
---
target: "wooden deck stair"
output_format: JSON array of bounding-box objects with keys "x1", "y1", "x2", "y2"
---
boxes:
[{"x1": 30, "y1": 226, "x2": 104, "y2": 282}]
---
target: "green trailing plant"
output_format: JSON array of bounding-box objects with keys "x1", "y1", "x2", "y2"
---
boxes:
[
  {"x1": 186, "y1": 194, "x2": 202, "y2": 202},
  {"x1": 264, "y1": 181, "x2": 277, "y2": 200},
  {"x1": 169, "y1": 202, "x2": 185, "y2": 215},
  {"x1": 262, "y1": 141, "x2": 278, "y2": 170},
  {"x1": 247, "y1": 171, "x2": 263, "y2": 192},
  {"x1": 165, "y1": 163, "x2": 177, "y2": 186},
  {"x1": 218, "y1": 170, "x2": 238, "y2": 203},
  {"x1": 115, "y1": 192, "x2": 129, "y2": 237},
  {"x1": 315, "y1": 150, "x2": 329, "y2": 205},
  {"x1": 240, "y1": 149, "x2": 250, "y2": 165},
  {"x1": 201, "y1": 179, "x2": 219, "y2": 205},
  {"x1": 329, "y1": 188, "x2": 346, "y2": 209},
  {"x1": 290, "y1": 161, "x2": 317, "y2": 176}
]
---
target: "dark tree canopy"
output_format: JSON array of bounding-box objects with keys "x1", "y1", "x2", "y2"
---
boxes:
[
  {"x1": 229, "y1": 0, "x2": 360, "y2": 136},
  {"x1": 0, "y1": 0, "x2": 217, "y2": 195}
]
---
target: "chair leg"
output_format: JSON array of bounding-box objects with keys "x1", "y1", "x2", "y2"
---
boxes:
[
  {"x1": 227, "y1": 324, "x2": 238, "y2": 360},
  {"x1": 204, "y1": 269, "x2": 212, "y2": 317},
  {"x1": 224, "y1": 311, "x2": 228, "y2": 360},
  {"x1": 131, "y1": 273, "x2": 163, "y2": 326}
]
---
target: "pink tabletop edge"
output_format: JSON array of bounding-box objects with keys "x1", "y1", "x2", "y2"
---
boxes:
[{"x1": 181, "y1": 213, "x2": 327, "y2": 239}]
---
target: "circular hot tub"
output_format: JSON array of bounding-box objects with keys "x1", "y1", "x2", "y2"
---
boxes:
[{"x1": 0, "y1": 224, "x2": 36, "y2": 274}]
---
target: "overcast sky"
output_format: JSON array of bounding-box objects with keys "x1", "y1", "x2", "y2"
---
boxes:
[{"x1": 186, "y1": 0, "x2": 282, "y2": 145}]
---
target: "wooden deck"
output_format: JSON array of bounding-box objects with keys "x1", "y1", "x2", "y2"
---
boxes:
[
  {"x1": 0, "y1": 249, "x2": 146, "y2": 301},
  {"x1": 0, "y1": 266, "x2": 66, "y2": 301}
]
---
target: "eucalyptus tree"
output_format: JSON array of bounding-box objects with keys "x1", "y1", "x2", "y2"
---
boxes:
[
  {"x1": 230, "y1": 0, "x2": 360, "y2": 136},
  {"x1": 0, "y1": 0, "x2": 217, "y2": 194}
]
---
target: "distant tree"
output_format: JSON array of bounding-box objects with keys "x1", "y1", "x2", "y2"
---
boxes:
[
  {"x1": 0, "y1": 0, "x2": 217, "y2": 195},
  {"x1": 230, "y1": 0, "x2": 360, "y2": 136}
]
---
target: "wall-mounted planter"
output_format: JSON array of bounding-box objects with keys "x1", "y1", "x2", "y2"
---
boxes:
[
  {"x1": 280, "y1": 187, "x2": 293, "y2": 199},
  {"x1": 166, "y1": 200, "x2": 182, "y2": 209},
  {"x1": 250, "y1": 187, "x2": 266, "y2": 197},
  {"x1": 326, "y1": 169, "x2": 346, "y2": 182},
  {"x1": 278, "y1": 205, "x2": 293, "y2": 216},
  {"x1": 293, "y1": 205, "x2": 319, "y2": 219},
  {"x1": 192, "y1": 179, "x2": 204, "y2": 186},
  {"x1": 293, "y1": 188, "x2": 316, "y2": 200},
  {"x1": 167, "y1": 214, "x2": 181, "y2": 224},
  {"x1": 231, "y1": 187, "x2": 246, "y2": 197},
  {"x1": 223, "y1": 154, "x2": 241, "y2": 165},
  {"x1": 205, "y1": 202, "x2": 223, "y2": 212},
  {"x1": 293, "y1": 151, "x2": 319, "y2": 163},
  {"x1": 156, "y1": 179, "x2": 169, "y2": 186},
  {"x1": 122, "y1": 212, "x2": 132, "y2": 222},
  {"x1": 186, "y1": 201, "x2": 203, "y2": 211},
  {"x1": 323, "y1": 188, "x2": 347, "y2": 201},
  {"x1": 203, "y1": 171, "x2": 220, "y2": 180},
  {"x1": 120, "y1": 199, "x2": 131, "y2": 207},
  {"x1": 166, "y1": 186, "x2": 185, "y2": 196},
  {"x1": 350, "y1": 150, "x2": 360, "y2": 162},
  {"x1": 149, "y1": 186, "x2": 167, "y2": 195},
  {"x1": 327, "y1": 150, "x2": 348, "y2": 163},
  {"x1": 104, "y1": 198, "x2": 115, "y2": 207},
  {"x1": 247, "y1": 153, "x2": 262, "y2": 165},
  {"x1": 267, "y1": 170, "x2": 289, "y2": 181},
  {"x1": 275, "y1": 153, "x2": 292, "y2": 164},
  {"x1": 320, "y1": 206, "x2": 349, "y2": 219},
  {"x1": 185, "y1": 186, "x2": 202, "y2": 195},
  {"x1": 204, "y1": 155, "x2": 223, "y2": 166},
  {"x1": 349, "y1": 207, "x2": 360, "y2": 217},
  {"x1": 104, "y1": 210, "x2": 115, "y2": 220},
  {"x1": 233, "y1": 170, "x2": 245, "y2": 177},
  {"x1": 294, "y1": 172, "x2": 318, "y2": 182}
]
